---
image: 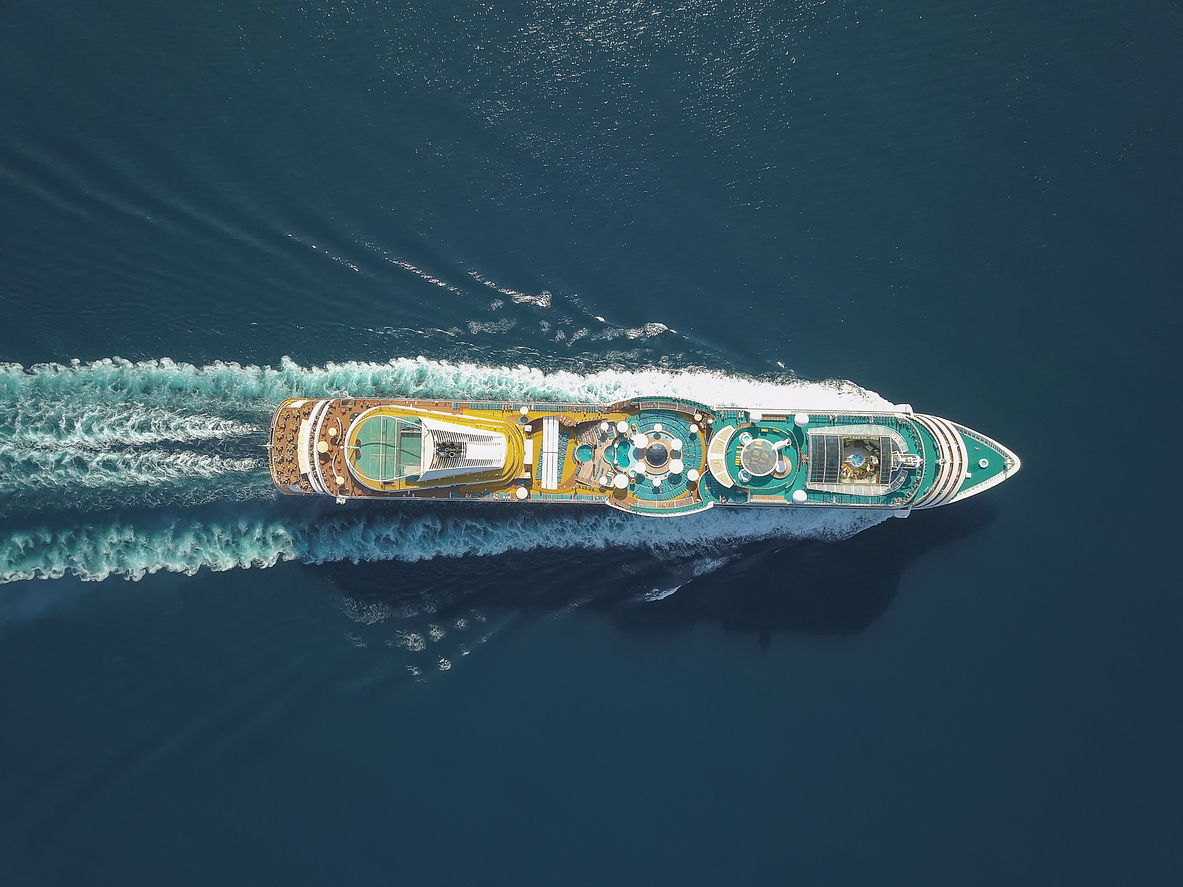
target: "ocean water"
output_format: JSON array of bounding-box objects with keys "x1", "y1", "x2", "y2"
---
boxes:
[{"x1": 1, "y1": 0, "x2": 1181, "y2": 884}]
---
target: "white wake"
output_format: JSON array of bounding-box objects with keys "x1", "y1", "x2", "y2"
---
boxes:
[{"x1": 0, "y1": 355, "x2": 897, "y2": 584}]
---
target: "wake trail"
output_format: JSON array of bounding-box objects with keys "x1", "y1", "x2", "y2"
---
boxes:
[
  {"x1": 0, "y1": 502, "x2": 890, "y2": 585},
  {"x1": 3, "y1": 408, "x2": 258, "y2": 450},
  {"x1": 0, "y1": 355, "x2": 897, "y2": 584}
]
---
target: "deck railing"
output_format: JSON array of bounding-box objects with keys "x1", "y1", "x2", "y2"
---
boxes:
[{"x1": 462, "y1": 401, "x2": 604, "y2": 414}]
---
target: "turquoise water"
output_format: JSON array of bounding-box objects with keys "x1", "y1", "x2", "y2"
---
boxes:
[{"x1": 2, "y1": 0, "x2": 1182, "y2": 883}]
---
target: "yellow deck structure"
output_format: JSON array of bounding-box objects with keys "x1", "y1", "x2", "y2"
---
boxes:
[{"x1": 268, "y1": 396, "x2": 1020, "y2": 517}]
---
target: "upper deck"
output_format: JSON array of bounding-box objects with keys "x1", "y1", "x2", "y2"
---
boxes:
[{"x1": 269, "y1": 396, "x2": 1018, "y2": 516}]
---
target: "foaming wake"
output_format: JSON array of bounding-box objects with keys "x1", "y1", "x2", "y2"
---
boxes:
[
  {"x1": 0, "y1": 502, "x2": 889, "y2": 585},
  {"x1": 4, "y1": 406, "x2": 256, "y2": 449},
  {"x1": 0, "y1": 355, "x2": 895, "y2": 418},
  {"x1": 0, "y1": 450, "x2": 262, "y2": 490},
  {"x1": 0, "y1": 355, "x2": 897, "y2": 583},
  {"x1": 0, "y1": 360, "x2": 274, "y2": 515}
]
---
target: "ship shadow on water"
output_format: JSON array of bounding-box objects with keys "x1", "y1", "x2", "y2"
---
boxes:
[{"x1": 313, "y1": 498, "x2": 997, "y2": 643}]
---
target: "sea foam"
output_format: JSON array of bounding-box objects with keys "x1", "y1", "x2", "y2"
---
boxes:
[
  {"x1": 0, "y1": 504, "x2": 889, "y2": 584},
  {"x1": 0, "y1": 356, "x2": 896, "y2": 584},
  {"x1": 0, "y1": 355, "x2": 895, "y2": 413}
]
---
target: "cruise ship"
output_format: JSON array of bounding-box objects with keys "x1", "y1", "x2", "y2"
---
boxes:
[{"x1": 268, "y1": 396, "x2": 1019, "y2": 517}]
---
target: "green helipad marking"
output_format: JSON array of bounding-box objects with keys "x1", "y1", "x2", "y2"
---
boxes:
[
  {"x1": 956, "y1": 432, "x2": 1008, "y2": 495},
  {"x1": 355, "y1": 415, "x2": 421, "y2": 482}
]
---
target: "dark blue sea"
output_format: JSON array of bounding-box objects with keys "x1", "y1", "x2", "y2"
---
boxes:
[{"x1": 2, "y1": 1, "x2": 1181, "y2": 883}]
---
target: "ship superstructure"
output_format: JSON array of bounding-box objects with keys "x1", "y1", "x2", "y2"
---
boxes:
[{"x1": 268, "y1": 396, "x2": 1019, "y2": 517}]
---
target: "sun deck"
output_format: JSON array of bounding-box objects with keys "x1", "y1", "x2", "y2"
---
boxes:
[
  {"x1": 351, "y1": 414, "x2": 423, "y2": 484},
  {"x1": 268, "y1": 395, "x2": 1018, "y2": 516}
]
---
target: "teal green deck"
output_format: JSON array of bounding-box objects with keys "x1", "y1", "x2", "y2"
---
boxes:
[
  {"x1": 596, "y1": 407, "x2": 710, "y2": 515},
  {"x1": 623, "y1": 410, "x2": 702, "y2": 502},
  {"x1": 602, "y1": 404, "x2": 975, "y2": 514},
  {"x1": 353, "y1": 415, "x2": 421, "y2": 482},
  {"x1": 277, "y1": 395, "x2": 1017, "y2": 515},
  {"x1": 694, "y1": 411, "x2": 931, "y2": 509},
  {"x1": 956, "y1": 429, "x2": 1010, "y2": 496}
]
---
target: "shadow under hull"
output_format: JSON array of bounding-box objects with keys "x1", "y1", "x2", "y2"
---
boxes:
[{"x1": 313, "y1": 498, "x2": 997, "y2": 643}]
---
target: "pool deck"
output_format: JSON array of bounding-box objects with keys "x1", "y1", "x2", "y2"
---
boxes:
[{"x1": 269, "y1": 396, "x2": 1019, "y2": 516}]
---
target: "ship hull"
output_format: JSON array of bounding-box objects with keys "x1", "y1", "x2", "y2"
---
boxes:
[{"x1": 268, "y1": 396, "x2": 1019, "y2": 518}]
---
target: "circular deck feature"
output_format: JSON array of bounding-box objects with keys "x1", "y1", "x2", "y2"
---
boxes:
[
  {"x1": 602, "y1": 404, "x2": 710, "y2": 515},
  {"x1": 644, "y1": 442, "x2": 669, "y2": 469},
  {"x1": 740, "y1": 438, "x2": 779, "y2": 477},
  {"x1": 352, "y1": 414, "x2": 422, "y2": 484}
]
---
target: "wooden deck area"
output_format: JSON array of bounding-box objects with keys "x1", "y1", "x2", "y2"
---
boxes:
[
  {"x1": 268, "y1": 397, "x2": 716, "y2": 514},
  {"x1": 269, "y1": 397, "x2": 1017, "y2": 516}
]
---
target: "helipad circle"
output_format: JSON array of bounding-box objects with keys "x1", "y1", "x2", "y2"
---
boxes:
[
  {"x1": 740, "y1": 438, "x2": 779, "y2": 477},
  {"x1": 644, "y1": 442, "x2": 669, "y2": 469}
]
